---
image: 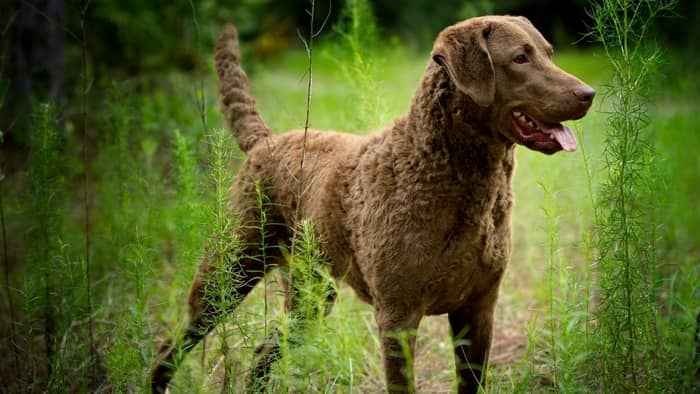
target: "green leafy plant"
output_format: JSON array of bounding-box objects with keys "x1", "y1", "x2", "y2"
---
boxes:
[
  {"x1": 330, "y1": 0, "x2": 386, "y2": 131},
  {"x1": 588, "y1": 0, "x2": 679, "y2": 391},
  {"x1": 26, "y1": 103, "x2": 65, "y2": 386}
]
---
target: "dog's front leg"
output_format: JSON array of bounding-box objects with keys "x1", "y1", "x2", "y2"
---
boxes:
[
  {"x1": 448, "y1": 298, "x2": 498, "y2": 394},
  {"x1": 376, "y1": 310, "x2": 422, "y2": 393}
]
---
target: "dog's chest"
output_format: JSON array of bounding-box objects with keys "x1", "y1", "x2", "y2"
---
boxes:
[
  {"x1": 339, "y1": 142, "x2": 515, "y2": 312},
  {"x1": 350, "y1": 177, "x2": 514, "y2": 314},
  {"x1": 420, "y1": 187, "x2": 512, "y2": 314}
]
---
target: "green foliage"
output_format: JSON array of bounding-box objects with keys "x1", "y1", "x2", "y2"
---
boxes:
[
  {"x1": 86, "y1": 0, "x2": 233, "y2": 71},
  {"x1": 170, "y1": 127, "x2": 208, "y2": 304},
  {"x1": 328, "y1": 0, "x2": 389, "y2": 131},
  {"x1": 335, "y1": 0, "x2": 380, "y2": 54},
  {"x1": 288, "y1": 220, "x2": 335, "y2": 325},
  {"x1": 370, "y1": 0, "x2": 496, "y2": 45},
  {"x1": 11, "y1": 103, "x2": 91, "y2": 390},
  {"x1": 269, "y1": 219, "x2": 382, "y2": 392},
  {"x1": 25, "y1": 103, "x2": 65, "y2": 385},
  {"x1": 27, "y1": 104, "x2": 64, "y2": 242},
  {"x1": 651, "y1": 62, "x2": 700, "y2": 390},
  {"x1": 537, "y1": 182, "x2": 593, "y2": 392},
  {"x1": 103, "y1": 240, "x2": 155, "y2": 391},
  {"x1": 202, "y1": 128, "x2": 245, "y2": 391},
  {"x1": 588, "y1": 0, "x2": 687, "y2": 391},
  {"x1": 274, "y1": 220, "x2": 334, "y2": 389}
]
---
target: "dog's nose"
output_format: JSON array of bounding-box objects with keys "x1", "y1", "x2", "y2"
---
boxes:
[{"x1": 574, "y1": 85, "x2": 596, "y2": 103}]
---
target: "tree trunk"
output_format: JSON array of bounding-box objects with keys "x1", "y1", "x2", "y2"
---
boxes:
[{"x1": 0, "y1": 0, "x2": 65, "y2": 167}]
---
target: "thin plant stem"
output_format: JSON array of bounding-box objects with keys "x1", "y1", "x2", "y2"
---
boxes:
[
  {"x1": 33, "y1": 104, "x2": 58, "y2": 380},
  {"x1": 579, "y1": 130, "x2": 595, "y2": 369},
  {"x1": 289, "y1": 0, "x2": 318, "y2": 301},
  {"x1": 255, "y1": 182, "x2": 269, "y2": 338},
  {"x1": 544, "y1": 185, "x2": 558, "y2": 390},
  {"x1": 188, "y1": 0, "x2": 208, "y2": 134},
  {"x1": 80, "y1": 0, "x2": 96, "y2": 376},
  {"x1": 295, "y1": 0, "x2": 316, "y2": 225},
  {"x1": 187, "y1": 0, "x2": 209, "y2": 373}
]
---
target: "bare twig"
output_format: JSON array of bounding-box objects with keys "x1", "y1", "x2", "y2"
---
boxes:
[
  {"x1": 287, "y1": 0, "x2": 321, "y2": 314},
  {"x1": 313, "y1": 0, "x2": 333, "y2": 38},
  {"x1": 1, "y1": 9, "x2": 20, "y2": 36},
  {"x1": 187, "y1": 0, "x2": 208, "y2": 133},
  {"x1": 186, "y1": 0, "x2": 209, "y2": 373},
  {"x1": 294, "y1": 0, "x2": 317, "y2": 224}
]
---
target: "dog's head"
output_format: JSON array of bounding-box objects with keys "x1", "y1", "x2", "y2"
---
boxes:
[{"x1": 432, "y1": 15, "x2": 594, "y2": 154}]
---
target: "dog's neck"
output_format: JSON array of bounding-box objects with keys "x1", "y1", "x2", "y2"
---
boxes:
[{"x1": 398, "y1": 62, "x2": 515, "y2": 183}]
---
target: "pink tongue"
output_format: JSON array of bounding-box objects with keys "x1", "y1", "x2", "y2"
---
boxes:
[{"x1": 539, "y1": 123, "x2": 578, "y2": 152}]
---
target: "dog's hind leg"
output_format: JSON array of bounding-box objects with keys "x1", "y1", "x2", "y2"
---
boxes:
[
  {"x1": 246, "y1": 271, "x2": 337, "y2": 392},
  {"x1": 149, "y1": 256, "x2": 263, "y2": 392},
  {"x1": 149, "y1": 223, "x2": 283, "y2": 393}
]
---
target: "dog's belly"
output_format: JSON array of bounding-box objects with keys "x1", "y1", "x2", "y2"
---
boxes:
[
  {"x1": 423, "y1": 255, "x2": 506, "y2": 315},
  {"x1": 327, "y1": 249, "x2": 375, "y2": 305}
]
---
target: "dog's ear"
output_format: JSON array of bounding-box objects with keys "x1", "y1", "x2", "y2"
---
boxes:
[{"x1": 432, "y1": 21, "x2": 495, "y2": 107}]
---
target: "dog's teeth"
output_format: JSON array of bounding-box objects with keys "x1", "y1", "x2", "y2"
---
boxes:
[
  {"x1": 515, "y1": 112, "x2": 539, "y2": 130},
  {"x1": 549, "y1": 134, "x2": 555, "y2": 140}
]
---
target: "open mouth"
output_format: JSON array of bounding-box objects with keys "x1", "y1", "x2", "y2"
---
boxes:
[{"x1": 511, "y1": 111, "x2": 578, "y2": 153}]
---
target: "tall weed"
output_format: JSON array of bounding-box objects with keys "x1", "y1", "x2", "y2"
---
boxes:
[
  {"x1": 588, "y1": 0, "x2": 680, "y2": 390},
  {"x1": 25, "y1": 103, "x2": 66, "y2": 387},
  {"x1": 204, "y1": 127, "x2": 245, "y2": 391},
  {"x1": 331, "y1": 0, "x2": 386, "y2": 130}
]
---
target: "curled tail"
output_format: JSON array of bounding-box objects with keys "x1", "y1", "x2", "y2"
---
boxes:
[{"x1": 215, "y1": 24, "x2": 271, "y2": 152}]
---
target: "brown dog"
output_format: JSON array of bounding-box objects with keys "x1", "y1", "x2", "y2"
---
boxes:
[{"x1": 150, "y1": 15, "x2": 594, "y2": 393}]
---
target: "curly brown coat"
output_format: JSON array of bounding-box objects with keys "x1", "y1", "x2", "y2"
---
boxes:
[{"x1": 151, "y1": 15, "x2": 595, "y2": 394}]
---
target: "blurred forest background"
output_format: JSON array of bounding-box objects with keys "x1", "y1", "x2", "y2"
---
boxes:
[
  {"x1": 1, "y1": 0, "x2": 699, "y2": 141},
  {"x1": 1, "y1": 0, "x2": 700, "y2": 393}
]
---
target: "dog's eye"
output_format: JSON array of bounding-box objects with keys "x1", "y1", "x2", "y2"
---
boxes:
[{"x1": 513, "y1": 54, "x2": 528, "y2": 64}]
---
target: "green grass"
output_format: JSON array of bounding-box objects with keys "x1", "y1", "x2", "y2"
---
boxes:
[{"x1": 1, "y1": 19, "x2": 699, "y2": 393}]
